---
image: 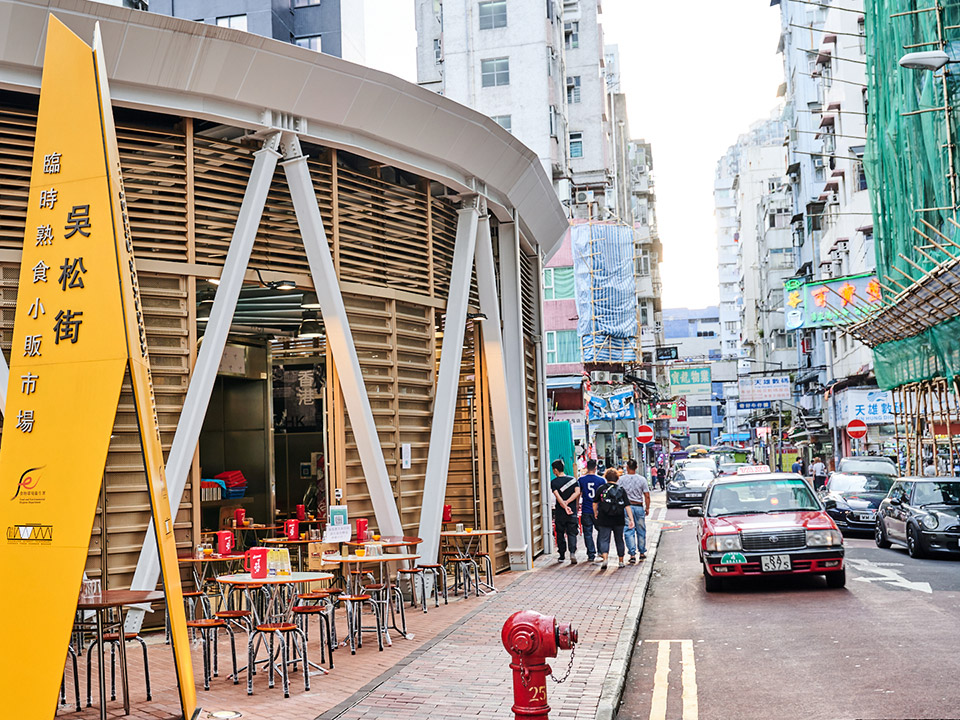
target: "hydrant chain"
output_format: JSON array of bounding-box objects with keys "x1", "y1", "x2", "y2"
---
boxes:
[{"x1": 549, "y1": 644, "x2": 576, "y2": 684}]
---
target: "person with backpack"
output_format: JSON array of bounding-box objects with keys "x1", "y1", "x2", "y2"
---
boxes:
[
  {"x1": 593, "y1": 468, "x2": 635, "y2": 570},
  {"x1": 551, "y1": 459, "x2": 581, "y2": 564}
]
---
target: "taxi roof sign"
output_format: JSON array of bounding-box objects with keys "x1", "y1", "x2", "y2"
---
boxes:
[{"x1": 737, "y1": 465, "x2": 772, "y2": 475}]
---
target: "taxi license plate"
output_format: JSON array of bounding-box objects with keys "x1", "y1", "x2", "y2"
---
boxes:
[{"x1": 760, "y1": 555, "x2": 791, "y2": 572}]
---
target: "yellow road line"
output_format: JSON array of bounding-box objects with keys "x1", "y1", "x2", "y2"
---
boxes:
[
  {"x1": 646, "y1": 640, "x2": 698, "y2": 720},
  {"x1": 648, "y1": 641, "x2": 671, "y2": 720}
]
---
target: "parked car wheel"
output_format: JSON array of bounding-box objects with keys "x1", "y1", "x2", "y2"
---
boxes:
[
  {"x1": 907, "y1": 524, "x2": 926, "y2": 558},
  {"x1": 703, "y1": 565, "x2": 722, "y2": 592},
  {"x1": 875, "y1": 519, "x2": 892, "y2": 549},
  {"x1": 825, "y1": 569, "x2": 846, "y2": 588}
]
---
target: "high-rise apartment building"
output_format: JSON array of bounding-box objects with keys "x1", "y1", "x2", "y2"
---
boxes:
[{"x1": 150, "y1": 0, "x2": 366, "y2": 63}]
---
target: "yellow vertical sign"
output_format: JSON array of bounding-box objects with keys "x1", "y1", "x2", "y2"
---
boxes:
[{"x1": 0, "y1": 16, "x2": 196, "y2": 718}]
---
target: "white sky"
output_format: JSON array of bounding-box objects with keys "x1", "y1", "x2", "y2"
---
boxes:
[{"x1": 364, "y1": 1, "x2": 784, "y2": 308}]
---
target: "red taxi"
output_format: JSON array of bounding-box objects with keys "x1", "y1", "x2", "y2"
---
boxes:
[{"x1": 688, "y1": 467, "x2": 845, "y2": 591}]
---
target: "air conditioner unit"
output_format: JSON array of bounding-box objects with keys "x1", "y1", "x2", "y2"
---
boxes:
[
  {"x1": 576, "y1": 190, "x2": 594, "y2": 204},
  {"x1": 813, "y1": 156, "x2": 825, "y2": 169},
  {"x1": 590, "y1": 370, "x2": 610, "y2": 383},
  {"x1": 610, "y1": 373, "x2": 624, "y2": 383}
]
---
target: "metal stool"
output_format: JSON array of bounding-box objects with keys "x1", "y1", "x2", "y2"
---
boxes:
[
  {"x1": 247, "y1": 622, "x2": 310, "y2": 698},
  {"x1": 214, "y1": 609, "x2": 253, "y2": 636},
  {"x1": 418, "y1": 563, "x2": 448, "y2": 606},
  {"x1": 85, "y1": 631, "x2": 151, "y2": 706},
  {"x1": 338, "y1": 593, "x2": 383, "y2": 654},
  {"x1": 292, "y1": 604, "x2": 335, "y2": 669},
  {"x1": 60, "y1": 645, "x2": 80, "y2": 712},
  {"x1": 186, "y1": 618, "x2": 238, "y2": 691},
  {"x1": 397, "y1": 568, "x2": 428, "y2": 614},
  {"x1": 474, "y1": 552, "x2": 496, "y2": 589}
]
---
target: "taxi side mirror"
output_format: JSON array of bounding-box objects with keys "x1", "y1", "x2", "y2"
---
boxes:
[{"x1": 687, "y1": 507, "x2": 702, "y2": 517}]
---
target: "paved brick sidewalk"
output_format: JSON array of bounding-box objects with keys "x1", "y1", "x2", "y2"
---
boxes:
[{"x1": 321, "y1": 500, "x2": 666, "y2": 720}]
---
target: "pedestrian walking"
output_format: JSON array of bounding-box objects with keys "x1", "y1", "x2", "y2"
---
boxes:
[
  {"x1": 551, "y1": 459, "x2": 581, "y2": 564},
  {"x1": 811, "y1": 456, "x2": 827, "y2": 490},
  {"x1": 593, "y1": 468, "x2": 634, "y2": 570},
  {"x1": 650, "y1": 466, "x2": 658, "y2": 492},
  {"x1": 619, "y1": 459, "x2": 651, "y2": 563},
  {"x1": 578, "y1": 459, "x2": 605, "y2": 562},
  {"x1": 791, "y1": 458, "x2": 803, "y2": 475}
]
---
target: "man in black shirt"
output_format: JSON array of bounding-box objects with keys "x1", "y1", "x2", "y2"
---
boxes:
[{"x1": 551, "y1": 459, "x2": 581, "y2": 564}]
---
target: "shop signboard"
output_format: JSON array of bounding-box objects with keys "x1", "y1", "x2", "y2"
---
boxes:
[
  {"x1": 835, "y1": 387, "x2": 898, "y2": 425},
  {"x1": 677, "y1": 397, "x2": 688, "y2": 422},
  {"x1": 669, "y1": 366, "x2": 711, "y2": 395},
  {"x1": 656, "y1": 346, "x2": 679, "y2": 361},
  {"x1": 273, "y1": 363, "x2": 324, "y2": 431},
  {"x1": 647, "y1": 401, "x2": 677, "y2": 420},
  {"x1": 0, "y1": 18, "x2": 196, "y2": 716},
  {"x1": 783, "y1": 273, "x2": 884, "y2": 330},
  {"x1": 739, "y1": 376, "x2": 791, "y2": 402},
  {"x1": 587, "y1": 384, "x2": 636, "y2": 420},
  {"x1": 738, "y1": 401, "x2": 772, "y2": 410}
]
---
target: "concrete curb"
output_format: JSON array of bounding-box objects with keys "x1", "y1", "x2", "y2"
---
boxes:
[{"x1": 594, "y1": 518, "x2": 663, "y2": 720}]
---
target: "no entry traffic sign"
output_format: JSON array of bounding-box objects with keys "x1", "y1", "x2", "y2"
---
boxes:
[
  {"x1": 637, "y1": 424, "x2": 655, "y2": 444},
  {"x1": 847, "y1": 419, "x2": 868, "y2": 439}
]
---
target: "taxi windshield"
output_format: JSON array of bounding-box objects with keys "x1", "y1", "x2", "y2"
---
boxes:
[{"x1": 707, "y1": 478, "x2": 819, "y2": 517}]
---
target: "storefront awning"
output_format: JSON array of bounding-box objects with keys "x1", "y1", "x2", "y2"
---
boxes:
[{"x1": 547, "y1": 375, "x2": 584, "y2": 390}]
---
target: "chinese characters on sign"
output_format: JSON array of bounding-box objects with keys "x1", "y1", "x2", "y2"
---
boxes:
[
  {"x1": 835, "y1": 388, "x2": 899, "y2": 425},
  {"x1": 784, "y1": 273, "x2": 884, "y2": 330},
  {"x1": 668, "y1": 366, "x2": 712, "y2": 395},
  {"x1": 738, "y1": 376, "x2": 791, "y2": 402}
]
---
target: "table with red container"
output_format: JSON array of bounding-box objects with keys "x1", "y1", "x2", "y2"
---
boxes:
[
  {"x1": 439, "y1": 529, "x2": 501, "y2": 595},
  {"x1": 177, "y1": 552, "x2": 245, "y2": 602},
  {"x1": 75, "y1": 589, "x2": 165, "y2": 720},
  {"x1": 262, "y1": 536, "x2": 313, "y2": 571},
  {"x1": 322, "y1": 552, "x2": 420, "y2": 646},
  {"x1": 216, "y1": 571, "x2": 334, "y2": 680}
]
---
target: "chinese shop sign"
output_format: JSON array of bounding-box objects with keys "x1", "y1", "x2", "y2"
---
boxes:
[
  {"x1": 669, "y1": 366, "x2": 712, "y2": 395},
  {"x1": 738, "y1": 376, "x2": 792, "y2": 402},
  {"x1": 0, "y1": 18, "x2": 196, "y2": 717},
  {"x1": 784, "y1": 272, "x2": 884, "y2": 330}
]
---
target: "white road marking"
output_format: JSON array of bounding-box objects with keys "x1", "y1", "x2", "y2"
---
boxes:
[
  {"x1": 846, "y1": 558, "x2": 932, "y2": 594},
  {"x1": 655, "y1": 507, "x2": 666, "y2": 522},
  {"x1": 646, "y1": 639, "x2": 698, "y2": 720}
]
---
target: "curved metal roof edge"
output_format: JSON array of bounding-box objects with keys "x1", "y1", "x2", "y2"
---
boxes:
[{"x1": 0, "y1": 0, "x2": 568, "y2": 256}]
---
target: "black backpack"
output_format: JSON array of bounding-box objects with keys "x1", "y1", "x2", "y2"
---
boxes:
[{"x1": 597, "y1": 483, "x2": 628, "y2": 517}]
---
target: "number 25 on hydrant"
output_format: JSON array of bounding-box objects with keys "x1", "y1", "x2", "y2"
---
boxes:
[{"x1": 501, "y1": 610, "x2": 578, "y2": 720}]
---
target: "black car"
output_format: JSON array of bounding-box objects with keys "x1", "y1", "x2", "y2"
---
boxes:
[
  {"x1": 819, "y1": 472, "x2": 895, "y2": 533},
  {"x1": 875, "y1": 478, "x2": 960, "y2": 557},
  {"x1": 666, "y1": 468, "x2": 716, "y2": 508}
]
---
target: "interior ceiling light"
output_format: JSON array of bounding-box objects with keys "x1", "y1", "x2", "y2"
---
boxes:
[
  {"x1": 301, "y1": 291, "x2": 322, "y2": 309},
  {"x1": 255, "y1": 268, "x2": 296, "y2": 291},
  {"x1": 298, "y1": 311, "x2": 323, "y2": 339},
  {"x1": 207, "y1": 277, "x2": 221, "y2": 285}
]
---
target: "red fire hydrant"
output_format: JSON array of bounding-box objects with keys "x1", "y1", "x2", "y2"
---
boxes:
[{"x1": 501, "y1": 610, "x2": 578, "y2": 720}]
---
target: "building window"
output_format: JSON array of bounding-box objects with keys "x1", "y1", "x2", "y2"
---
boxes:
[
  {"x1": 434, "y1": 38, "x2": 442, "y2": 63},
  {"x1": 636, "y1": 249, "x2": 651, "y2": 277},
  {"x1": 640, "y1": 304, "x2": 649, "y2": 326},
  {"x1": 858, "y1": 17, "x2": 866, "y2": 54},
  {"x1": 293, "y1": 0, "x2": 321, "y2": 5},
  {"x1": 855, "y1": 161, "x2": 868, "y2": 191},
  {"x1": 543, "y1": 266, "x2": 574, "y2": 300},
  {"x1": 491, "y1": 115, "x2": 512, "y2": 133},
  {"x1": 774, "y1": 332, "x2": 796, "y2": 349},
  {"x1": 564, "y1": 21, "x2": 579, "y2": 49},
  {"x1": 295, "y1": 35, "x2": 322, "y2": 52},
  {"x1": 569, "y1": 132, "x2": 583, "y2": 158},
  {"x1": 216, "y1": 14, "x2": 247, "y2": 31},
  {"x1": 566, "y1": 76, "x2": 581, "y2": 104},
  {"x1": 479, "y1": 0, "x2": 507, "y2": 29},
  {"x1": 481, "y1": 57, "x2": 510, "y2": 87},
  {"x1": 688, "y1": 406, "x2": 713, "y2": 417},
  {"x1": 545, "y1": 330, "x2": 580, "y2": 364}
]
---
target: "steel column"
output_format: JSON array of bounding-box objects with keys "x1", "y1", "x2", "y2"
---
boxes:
[
  {"x1": 416, "y1": 204, "x2": 480, "y2": 565},
  {"x1": 281, "y1": 136, "x2": 402, "y2": 536},
  {"x1": 125, "y1": 136, "x2": 281, "y2": 633},
  {"x1": 475, "y1": 215, "x2": 529, "y2": 569},
  {"x1": 497, "y1": 221, "x2": 532, "y2": 565}
]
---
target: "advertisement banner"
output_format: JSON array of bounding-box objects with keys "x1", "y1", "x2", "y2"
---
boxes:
[
  {"x1": 0, "y1": 19, "x2": 196, "y2": 716},
  {"x1": 669, "y1": 366, "x2": 711, "y2": 395},
  {"x1": 677, "y1": 397, "x2": 688, "y2": 422},
  {"x1": 784, "y1": 273, "x2": 884, "y2": 330},
  {"x1": 836, "y1": 388, "x2": 899, "y2": 425},
  {"x1": 646, "y1": 401, "x2": 677, "y2": 420},
  {"x1": 739, "y1": 376, "x2": 791, "y2": 402},
  {"x1": 587, "y1": 384, "x2": 636, "y2": 420}
]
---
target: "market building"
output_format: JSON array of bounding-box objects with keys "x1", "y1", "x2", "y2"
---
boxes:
[{"x1": 0, "y1": 0, "x2": 566, "y2": 620}]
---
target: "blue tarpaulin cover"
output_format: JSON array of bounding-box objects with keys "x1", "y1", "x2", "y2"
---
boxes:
[{"x1": 572, "y1": 223, "x2": 638, "y2": 362}]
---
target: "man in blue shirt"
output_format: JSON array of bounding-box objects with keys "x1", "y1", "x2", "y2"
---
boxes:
[{"x1": 578, "y1": 459, "x2": 605, "y2": 562}]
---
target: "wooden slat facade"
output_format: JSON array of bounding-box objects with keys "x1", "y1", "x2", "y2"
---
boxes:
[{"x1": 0, "y1": 90, "x2": 547, "y2": 590}]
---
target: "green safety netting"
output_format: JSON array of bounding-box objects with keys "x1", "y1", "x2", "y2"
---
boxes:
[{"x1": 865, "y1": 0, "x2": 960, "y2": 388}]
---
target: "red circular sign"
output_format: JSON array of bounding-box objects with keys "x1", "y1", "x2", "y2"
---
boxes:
[
  {"x1": 637, "y1": 424, "x2": 655, "y2": 444},
  {"x1": 847, "y1": 419, "x2": 868, "y2": 439}
]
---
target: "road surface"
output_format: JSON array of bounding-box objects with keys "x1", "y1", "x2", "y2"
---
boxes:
[{"x1": 618, "y1": 506, "x2": 960, "y2": 720}]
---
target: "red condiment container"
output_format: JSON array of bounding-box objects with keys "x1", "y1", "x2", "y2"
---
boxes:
[
  {"x1": 296, "y1": 504, "x2": 306, "y2": 521},
  {"x1": 356, "y1": 518, "x2": 368, "y2": 541},
  {"x1": 245, "y1": 547, "x2": 268, "y2": 579},
  {"x1": 284, "y1": 519, "x2": 299, "y2": 540},
  {"x1": 234, "y1": 508, "x2": 245, "y2": 527},
  {"x1": 216, "y1": 530, "x2": 234, "y2": 555}
]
